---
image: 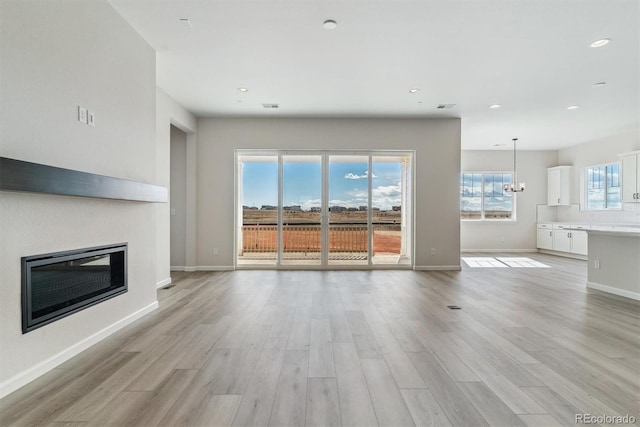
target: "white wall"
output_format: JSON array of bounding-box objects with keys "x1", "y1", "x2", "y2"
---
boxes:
[
  {"x1": 170, "y1": 126, "x2": 187, "y2": 267},
  {"x1": 556, "y1": 131, "x2": 640, "y2": 224},
  {"x1": 196, "y1": 118, "x2": 461, "y2": 269},
  {"x1": 155, "y1": 89, "x2": 196, "y2": 285},
  {"x1": 461, "y1": 150, "x2": 558, "y2": 251},
  {"x1": 0, "y1": 0, "x2": 157, "y2": 397}
]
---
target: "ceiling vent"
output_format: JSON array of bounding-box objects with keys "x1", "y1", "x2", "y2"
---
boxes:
[
  {"x1": 262, "y1": 104, "x2": 279, "y2": 109},
  {"x1": 437, "y1": 104, "x2": 456, "y2": 109}
]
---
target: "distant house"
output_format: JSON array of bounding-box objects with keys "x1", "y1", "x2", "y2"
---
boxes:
[
  {"x1": 392, "y1": 206, "x2": 401, "y2": 211},
  {"x1": 261, "y1": 205, "x2": 277, "y2": 210}
]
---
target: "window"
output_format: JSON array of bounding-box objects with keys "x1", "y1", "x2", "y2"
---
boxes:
[
  {"x1": 585, "y1": 163, "x2": 621, "y2": 210},
  {"x1": 460, "y1": 172, "x2": 514, "y2": 220}
]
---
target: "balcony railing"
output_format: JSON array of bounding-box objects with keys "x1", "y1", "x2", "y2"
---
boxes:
[{"x1": 240, "y1": 223, "x2": 400, "y2": 259}]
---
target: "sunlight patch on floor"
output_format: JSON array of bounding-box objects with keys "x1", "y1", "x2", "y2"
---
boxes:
[{"x1": 462, "y1": 257, "x2": 550, "y2": 268}]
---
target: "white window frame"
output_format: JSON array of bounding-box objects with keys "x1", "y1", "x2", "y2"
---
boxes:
[
  {"x1": 583, "y1": 162, "x2": 622, "y2": 211},
  {"x1": 460, "y1": 171, "x2": 517, "y2": 222},
  {"x1": 234, "y1": 149, "x2": 416, "y2": 269}
]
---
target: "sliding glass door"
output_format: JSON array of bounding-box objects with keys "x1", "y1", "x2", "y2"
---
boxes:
[
  {"x1": 236, "y1": 150, "x2": 413, "y2": 268},
  {"x1": 282, "y1": 155, "x2": 322, "y2": 266},
  {"x1": 328, "y1": 155, "x2": 369, "y2": 266}
]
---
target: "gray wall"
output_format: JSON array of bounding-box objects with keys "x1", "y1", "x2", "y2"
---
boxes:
[
  {"x1": 0, "y1": 0, "x2": 157, "y2": 393},
  {"x1": 196, "y1": 118, "x2": 461, "y2": 269},
  {"x1": 588, "y1": 233, "x2": 640, "y2": 298},
  {"x1": 170, "y1": 126, "x2": 187, "y2": 267},
  {"x1": 155, "y1": 89, "x2": 197, "y2": 284},
  {"x1": 556, "y1": 131, "x2": 640, "y2": 224},
  {"x1": 461, "y1": 150, "x2": 558, "y2": 251}
]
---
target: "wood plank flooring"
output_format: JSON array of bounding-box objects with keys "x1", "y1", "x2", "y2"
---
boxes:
[{"x1": 1, "y1": 253, "x2": 639, "y2": 426}]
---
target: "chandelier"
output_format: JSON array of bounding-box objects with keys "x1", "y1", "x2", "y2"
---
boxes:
[{"x1": 503, "y1": 138, "x2": 525, "y2": 193}]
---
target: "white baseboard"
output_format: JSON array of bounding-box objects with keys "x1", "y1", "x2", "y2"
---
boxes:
[
  {"x1": 196, "y1": 266, "x2": 235, "y2": 271},
  {"x1": 414, "y1": 265, "x2": 461, "y2": 271},
  {"x1": 587, "y1": 281, "x2": 640, "y2": 301},
  {"x1": 156, "y1": 277, "x2": 172, "y2": 288},
  {"x1": 460, "y1": 249, "x2": 538, "y2": 253},
  {"x1": 0, "y1": 301, "x2": 159, "y2": 400},
  {"x1": 538, "y1": 249, "x2": 587, "y2": 260},
  {"x1": 170, "y1": 266, "x2": 234, "y2": 272}
]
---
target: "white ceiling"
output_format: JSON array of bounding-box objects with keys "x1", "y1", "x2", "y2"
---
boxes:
[{"x1": 108, "y1": 0, "x2": 639, "y2": 150}]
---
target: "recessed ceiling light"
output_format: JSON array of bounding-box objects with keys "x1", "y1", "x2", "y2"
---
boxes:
[
  {"x1": 567, "y1": 105, "x2": 579, "y2": 110},
  {"x1": 238, "y1": 88, "x2": 248, "y2": 92},
  {"x1": 179, "y1": 18, "x2": 192, "y2": 28},
  {"x1": 592, "y1": 81, "x2": 607, "y2": 87},
  {"x1": 409, "y1": 88, "x2": 420, "y2": 94},
  {"x1": 489, "y1": 104, "x2": 502, "y2": 109},
  {"x1": 590, "y1": 38, "x2": 611, "y2": 48},
  {"x1": 323, "y1": 20, "x2": 337, "y2": 30}
]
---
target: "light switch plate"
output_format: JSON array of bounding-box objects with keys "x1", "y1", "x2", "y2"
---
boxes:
[
  {"x1": 87, "y1": 111, "x2": 95, "y2": 127},
  {"x1": 78, "y1": 106, "x2": 88, "y2": 124}
]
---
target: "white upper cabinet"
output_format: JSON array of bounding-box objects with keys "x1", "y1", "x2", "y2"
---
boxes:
[
  {"x1": 547, "y1": 166, "x2": 571, "y2": 206},
  {"x1": 620, "y1": 151, "x2": 640, "y2": 203}
]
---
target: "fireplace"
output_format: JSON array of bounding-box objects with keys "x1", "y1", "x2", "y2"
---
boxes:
[{"x1": 21, "y1": 243, "x2": 127, "y2": 333}]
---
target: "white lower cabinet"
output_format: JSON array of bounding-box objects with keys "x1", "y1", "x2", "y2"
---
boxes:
[
  {"x1": 552, "y1": 230, "x2": 572, "y2": 252},
  {"x1": 537, "y1": 224, "x2": 588, "y2": 256},
  {"x1": 570, "y1": 230, "x2": 588, "y2": 255},
  {"x1": 536, "y1": 228, "x2": 553, "y2": 250}
]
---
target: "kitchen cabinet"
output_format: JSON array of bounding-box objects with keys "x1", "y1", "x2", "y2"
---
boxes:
[
  {"x1": 620, "y1": 151, "x2": 640, "y2": 203},
  {"x1": 537, "y1": 223, "x2": 588, "y2": 256},
  {"x1": 547, "y1": 166, "x2": 571, "y2": 206},
  {"x1": 536, "y1": 224, "x2": 553, "y2": 250},
  {"x1": 552, "y1": 226, "x2": 572, "y2": 252}
]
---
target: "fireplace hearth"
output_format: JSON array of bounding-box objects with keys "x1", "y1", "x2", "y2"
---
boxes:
[{"x1": 22, "y1": 244, "x2": 127, "y2": 333}]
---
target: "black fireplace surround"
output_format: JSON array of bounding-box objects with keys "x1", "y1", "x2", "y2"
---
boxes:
[{"x1": 21, "y1": 243, "x2": 127, "y2": 333}]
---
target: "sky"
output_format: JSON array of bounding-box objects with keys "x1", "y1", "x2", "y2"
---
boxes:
[
  {"x1": 460, "y1": 173, "x2": 513, "y2": 213},
  {"x1": 242, "y1": 160, "x2": 402, "y2": 210}
]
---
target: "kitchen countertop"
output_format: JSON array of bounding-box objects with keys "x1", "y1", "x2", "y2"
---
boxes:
[{"x1": 538, "y1": 222, "x2": 640, "y2": 234}]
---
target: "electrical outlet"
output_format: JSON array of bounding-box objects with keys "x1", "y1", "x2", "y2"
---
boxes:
[
  {"x1": 87, "y1": 111, "x2": 95, "y2": 127},
  {"x1": 431, "y1": 248, "x2": 437, "y2": 256},
  {"x1": 78, "y1": 106, "x2": 87, "y2": 123},
  {"x1": 213, "y1": 248, "x2": 219, "y2": 256},
  {"x1": 594, "y1": 259, "x2": 600, "y2": 269},
  {"x1": 170, "y1": 208, "x2": 176, "y2": 215}
]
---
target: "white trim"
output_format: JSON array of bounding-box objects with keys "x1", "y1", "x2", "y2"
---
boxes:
[
  {"x1": 538, "y1": 249, "x2": 588, "y2": 260},
  {"x1": 156, "y1": 277, "x2": 172, "y2": 288},
  {"x1": 195, "y1": 265, "x2": 235, "y2": 271},
  {"x1": 461, "y1": 249, "x2": 537, "y2": 253},
  {"x1": 0, "y1": 301, "x2": 159, "y2": 399},
  {"x1": 236, "y1": 265, "x2": 412, "y2": 271},
  {"x1": 587, "y1": 281, "x2": 640, "y2": 301},
  {"x1": 414, "y1": 265, "x2": 461, "y2": 271},
  {"x1": 170, "y1": 266, "x2": 185, "y2": 272},
  {"x1": 184, "y1": 266, "x2": 197, "y2": 272}
]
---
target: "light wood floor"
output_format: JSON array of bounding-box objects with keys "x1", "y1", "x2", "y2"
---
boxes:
[{"x1": 1, "y1": 253, "x2": 639, "y2": 426}]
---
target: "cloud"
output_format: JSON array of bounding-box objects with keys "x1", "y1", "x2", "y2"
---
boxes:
[{"x1": 344, "y1": 171, "x2": 377, "y2": 180}]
